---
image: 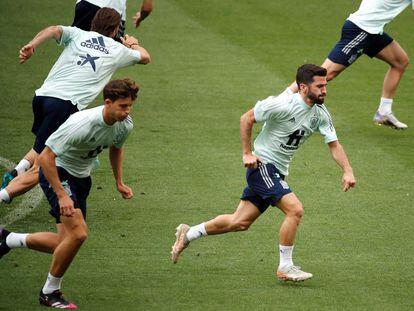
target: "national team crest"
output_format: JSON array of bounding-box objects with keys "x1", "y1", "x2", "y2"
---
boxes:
[{"x1": 310, "y1": 116, "x2": 318, "y2": 129}]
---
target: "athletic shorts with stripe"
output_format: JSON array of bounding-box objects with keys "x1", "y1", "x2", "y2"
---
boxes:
[
  {"x1": 241, "y1": 163, "x2": 292, "y2": 213},
  {"x1": 327, "y1": 20, "x2": 393, "y2": 67},
  {"x1": 39, "y1": 166, "x2": 92, "y2": 224}
]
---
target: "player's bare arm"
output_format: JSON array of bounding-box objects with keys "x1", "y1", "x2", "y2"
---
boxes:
[
  {"x1": 133, "y1": 0, "x2": 153, "y2": 28},
  {"x1": 328, "y1": 140, "x2": 356, "y2": 192},
  {"x1": 109, "y1": 146, "x2": 133, "y2": 199},
  {"x1": 38, "y1": 147, "x2": 75, "y2": 216},
  {"x1": 120, "y1": 34, "x2": 151, "y2": 64},
  {"x1": 19, "y1": 26, "x2": 63, "y2": 64},
  {"x1": 240, "y1": 109, "x2": 262, "y2": 168}
]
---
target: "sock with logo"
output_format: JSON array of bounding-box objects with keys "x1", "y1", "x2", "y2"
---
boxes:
[
  {"x1": 42, "y1": 272, "x2": 63, "y2": 294},
  {"x1": 15, "y1": 159, "x2": 31, "y2": 175},
  {"x1": 278, "y1": 244, "x2": 294, "y2": 270},
  {"x1": 6, "y1": 233, "x2": 28, "y2": 248},
  {"x1": 186, "y1": 223, "x2": 207, "y2": 242},
  {"x1": 378, "y1": 97, "x2": 393, "y2": 115}
]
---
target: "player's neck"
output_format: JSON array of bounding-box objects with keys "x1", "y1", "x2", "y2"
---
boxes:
[
  {"x1": 299, "y1": 93, "x2": 315, "y2": 108},
  {"x1": 102, "y1": 107, "x2": 116, "y2": 126}
]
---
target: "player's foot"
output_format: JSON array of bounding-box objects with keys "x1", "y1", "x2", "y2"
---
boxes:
[
  {"x1": 0, "y1": 228, "x2": 11, "y2": 259},
  {"x1": 373, "y1": 111, "x2": 408, "y2": 130},
  {"x1": 171, "y1": 224, "x2": 190, "y2": 263},
  {"x1": 277, "y1": 265, "x2": 313, "y2": 282},
  {"x1": 1, "y1": 169, "x2": 17, "y2": 190},
  {"x1": 39, "y1": 289, "x2": 78, "y2": 309}
]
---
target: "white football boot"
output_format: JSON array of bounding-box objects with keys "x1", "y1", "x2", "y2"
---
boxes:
[
  {"x1": 277, "y1": 265, "x2": 313, "y2": 282},
  {"x1": 171, "y1": 224, "x2": 190, "y2": 263},
  {"x1": 373, "y1": 111, "x2": 408, "y2": 129}
]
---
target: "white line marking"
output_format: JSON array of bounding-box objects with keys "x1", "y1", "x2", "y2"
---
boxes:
[{"x1": 0, "y1": 156, "x2": 43, "y2": 227}]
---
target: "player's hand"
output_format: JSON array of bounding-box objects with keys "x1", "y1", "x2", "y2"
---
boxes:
[
  {"x1": 133, "y1": 11, "x2": 142, "y2": 28},
  {"x1": 342, "y1": 171, "x2": 356, "y2": 192},
  {"x1": 19, "y1": 44, "x2": 35, "y2": 64},
  {"x1": 117, "y1": 182, "x2": 134, "y2": 199},
  {"x1": 58, "y1": 195, "x2": 76, "y2": 217},
  {"x1": 121, "y1": 34, "x2": 139, "y2": 48},
  {"x1": 243, "y1": 153, "x2": 262, "y2": 169}
]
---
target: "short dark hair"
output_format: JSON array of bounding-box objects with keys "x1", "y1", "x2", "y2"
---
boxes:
[
  {"x1": 103, "y1": 79, "x2": 139, "y2": 102},
  {"x1": 296, "y1": 64, "x2": 327, "y2": 86},
  {"x1": 91, "y1": 8, "x2": 121, "y2": 37}
]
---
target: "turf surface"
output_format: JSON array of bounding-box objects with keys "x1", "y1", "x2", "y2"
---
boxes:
[{"x1": 0, "y1": 1, "x2": 413, "y2": 310}]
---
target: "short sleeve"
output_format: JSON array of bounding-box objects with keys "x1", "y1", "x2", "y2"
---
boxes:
[
  {"x1": 116, "y1": 45, "x2": 142, "y2": 68},
  {"x1": 253, "y1": 95, "x2": 289, "y2": 123},
  {"x1": 317, "y1": 106, "x2": 338, "y2": 143},
  {"x1": 113, "y1": 118, "x2": 134, "y2": 149},
  {"x1": 58, "y1": 26, "x2": 80, "y2": 46}
]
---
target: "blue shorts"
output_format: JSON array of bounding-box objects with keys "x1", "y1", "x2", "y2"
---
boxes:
[
  {"x1": 72, "y1": 0, "x2": 125, "y2": 40},
  {"x1": 240, "y1": 163, "x2": 292, "y2": 213},
  {"x1": 39, "y1": 166, "x2": 92, "y2": 224},
  {"x1": 327, "y1": 20, "x2": 393, "y2": 67},
  {"x1": 72, "y1": 0, "x2": 100, "y2": 32},
  {"x1": 31, "y1": 96, "x2": 78, "y2": 154}
]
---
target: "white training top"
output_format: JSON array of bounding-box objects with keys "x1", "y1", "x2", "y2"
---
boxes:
[
  {"x1": 348, "y1": 0, "x2": 413, "y2": 34},
  {"x1": 35, "y1": 26, "x2": 141, "y2": 110},
  {"x1": 76, "y1": 0, "x2": 127, "y2": 21},
  {"x1": 46, "y1": 105, "x2": 133, "y2": 178},
  {"x1": 253, "y1": 93, "x2": 337, "y2": 176}
]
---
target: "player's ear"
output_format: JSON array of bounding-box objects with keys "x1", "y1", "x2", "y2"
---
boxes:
[
  {"x1": 298, "y1": 83, "x2": 308, "y2": 92},
  {"x1": 104, "y1": 98, "x2": 114, "y2": 106}
]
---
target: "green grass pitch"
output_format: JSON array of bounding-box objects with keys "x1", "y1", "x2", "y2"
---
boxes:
[{"x1": 0, "y1": 0, "x2": 413, "y2": 310}]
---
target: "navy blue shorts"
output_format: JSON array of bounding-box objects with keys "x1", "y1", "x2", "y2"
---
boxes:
[
  {"x1": 39, "y1": 166, "x2": 92, "y2": 224},
  {"x1": 327, "y1": 20, "x2": 393, "y2": 67},
  {"x1": 31, "y1": 96, "x2": 78, "y2": 154},
  {"x1": 72, "y1": 0, "x2": 100, "y2": 32},
  {"x1": 240, "y1": 163, "x2": 292, "y2": 213},
  {"x1": 72, "y1": 0, "x2": 125, "y2": 40}
]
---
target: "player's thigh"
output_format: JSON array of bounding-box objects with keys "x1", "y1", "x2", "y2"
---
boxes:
[
  {"x1": 321, "y1": 58, "x2": 346, "y2": 80},
  {"x1": 234, "y1": 200, "x2": 262, "y2": 224},
  {"x1": 375, "y1": 40, "x2": 409, "y2": 68},
  {"x1": 276, "y1": 192, "x2": 303, "y2": 216}
]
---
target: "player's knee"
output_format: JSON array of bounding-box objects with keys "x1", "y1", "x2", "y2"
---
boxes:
[
  {"x1": 400, "y1": 56, "x2": 409, "y2": 71},
  {"x1": 394, "y1": 55, "x2": 409, "y2": 71},
  {"x1": 71, "y1": 228, "x2": 88, "y2": 245},
  {"x1": 287, "y1": 203, "x2": 304, "y2": 220},
  {"x1": 75, "y1": 232, "x2": 88, "y2": 244}
]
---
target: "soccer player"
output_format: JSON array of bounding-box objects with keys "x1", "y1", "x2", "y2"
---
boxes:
[
  {"x1": 72, "y1": 0, "x2": 154, "y2": 39},
  {"x1": 171, "y1": 64, "x2": 356, "y2": 282},
  {"x1": 0, "y1": 79, "x2": 138, "y2": 309},
  {"x1": 0, "y1": 8, "x2": 150, "y2": 203},
  {"x1": 288, "y1": 0, "x2": 412, "y2": 129}
]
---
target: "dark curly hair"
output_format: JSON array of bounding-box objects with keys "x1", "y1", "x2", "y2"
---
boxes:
[{"x1": 103, "y1": 79, "x2": 139, "y2": 101}]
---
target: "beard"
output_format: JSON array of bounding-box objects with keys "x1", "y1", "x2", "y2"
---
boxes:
[{"x1": 307, "y1": 91, "x2": 325, "y2": 105}]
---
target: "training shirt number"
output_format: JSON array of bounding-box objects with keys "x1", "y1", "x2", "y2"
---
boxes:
[
  {"x1": 286, "y1": 130, "x2": 305, "y2": 147},
  {"x1": 81, "y1": 145, "x2": 106, "y2": 159}
]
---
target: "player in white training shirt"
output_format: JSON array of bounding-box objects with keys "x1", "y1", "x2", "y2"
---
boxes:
[
  {"x1": 0, "y1": 8, "x2": 150, "y2": 204},
  {"x1": 0, "y1": 79, "x2": 138, "y2": 309},
  {"x1": 172, "y1": 64, "x2": 356, "y2": 282},
  {"x1": 288, "y1": 0, "x2": 412, "y2": 130}
]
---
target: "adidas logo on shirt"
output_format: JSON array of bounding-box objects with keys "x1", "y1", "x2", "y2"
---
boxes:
[{"x1": 80, "y1": 36, "x2": 109, "y2": 54}]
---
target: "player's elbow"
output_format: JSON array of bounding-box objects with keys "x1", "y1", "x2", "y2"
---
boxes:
[
  {"x1": 139, "y1": 50, "x2": 151, "y2": 64},
  {"x1": 47, "y1": 25, "x2": 63, "y2": 41}
]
